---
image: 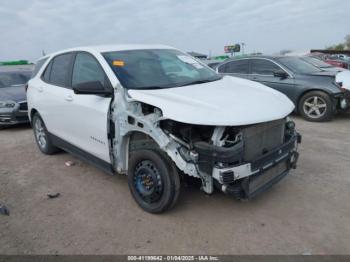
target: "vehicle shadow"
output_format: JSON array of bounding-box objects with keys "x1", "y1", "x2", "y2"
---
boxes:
[{"x1": 0, "y1": 123, "x2": 31, "y2": 131}]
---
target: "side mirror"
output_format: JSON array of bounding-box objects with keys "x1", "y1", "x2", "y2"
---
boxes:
[
  {"x1": 73, "y1": 81, "x2": 113, "y2": 96},
  {"x1": 273, "y1": 70, "x2": 288, "y2": 79}
]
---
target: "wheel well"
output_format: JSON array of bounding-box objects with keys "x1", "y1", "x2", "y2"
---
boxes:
[
  {"x1": 129, "y1": 131, "x2": 158, "y2": 152},
  {"x1": 296, "y1": 89, "x2": 330, "y2": 113},
  {"x1": 30, "y1": 108, "x2": 38, "y2": 122}
]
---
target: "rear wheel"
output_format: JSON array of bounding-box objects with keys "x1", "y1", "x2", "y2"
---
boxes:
[
  {"x1": 32, "y1": 113, "x2": 59, "y2": 154},
  {"x1": 298, "y1": 91, "x2": 333, "y2": 122},
  {"x1": 127, "y1": 149, "x2": 180, "y2": 213}
]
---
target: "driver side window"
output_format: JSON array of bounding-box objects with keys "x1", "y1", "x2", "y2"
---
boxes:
[
  {"x1": 72, "y1": 53, "x2": 107, "y2": 88},
  {"x1": 251, "y1": 59, "x2": 282, "y2": 76}
]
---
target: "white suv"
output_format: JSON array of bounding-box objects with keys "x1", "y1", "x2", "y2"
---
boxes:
[{"x1": 27, "y1": 45, "x2": 301, "y2": 213}]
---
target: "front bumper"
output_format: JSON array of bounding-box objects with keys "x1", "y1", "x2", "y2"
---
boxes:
[
  {"x1": 0, "y1": 103, "x2": 29, "y2": 126},
  {"x1": 333, "y1": 91, "x2": 350, "y2": 111},
  {"x1": 213, "y1": 133, "x2": 301, "y2": 199}
]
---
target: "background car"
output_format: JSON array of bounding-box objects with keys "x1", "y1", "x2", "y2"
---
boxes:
[
  {"x1": 301, "y1": 56, "x2": 347, "y2": 72},
  {"x1": 324, "y1": 58, "x2": 350, "y2": 70},
  {"x1": 0, "y1": 65, "x2": 33, "y2": 127},
  {"x1": 216, "y1": 56, "x2": 349, "y2": 122}
]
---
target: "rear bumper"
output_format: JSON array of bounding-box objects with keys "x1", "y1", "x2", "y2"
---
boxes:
[{"x1": 213, "y1": 133, "x2": 301, "y2": 199}]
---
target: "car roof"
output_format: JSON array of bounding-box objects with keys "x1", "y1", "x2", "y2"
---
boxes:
[
  {"x1": 39, "y1": 44, "x2": 177, "y2": 61},
  {"x1": 222, "y1": 55, "x2": 302, "y2": 64}
]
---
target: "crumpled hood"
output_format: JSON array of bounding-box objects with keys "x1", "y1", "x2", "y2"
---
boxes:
[
  {"x1": 0, "y1": 85, "x2": 26, "y2": 102},
  {"x1": 128, "y1": 76, "x2": 294, "y2": 126}
]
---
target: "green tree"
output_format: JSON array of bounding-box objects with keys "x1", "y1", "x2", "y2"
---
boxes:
[
  {"x1": 327, "y1": 43, "x2": 345, "y2": 50},
  {"x1": 345, "y1": 34, "x2": 350, "y2": 50}
]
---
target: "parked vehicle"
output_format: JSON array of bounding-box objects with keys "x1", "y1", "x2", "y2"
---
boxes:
[
  {"x1": 0, "y1": 65, "x2": 33, "y2": 127},
  {"x1": 301, "y1": 56, "x2": 347, "y2": 72},
  {"x1": 324, "y1": 58, "x2": 350, "y2": 70},
  {"x1": 27, "y1": 45, "x2": 301, "y2": 213},
  {"x1": 217, "y1": 56, "x2": 349, "y2": 122},
  {"x1": 202, "y1": 59, "x2": 225, "y2": 69},
  {"x1": 329, "y1": 54, "x2": 350, "y2": 62}
]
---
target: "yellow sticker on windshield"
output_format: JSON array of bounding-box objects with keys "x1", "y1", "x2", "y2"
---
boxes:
[{"x1": 113, "y1": 60, "x2": 125, "y2": 67}]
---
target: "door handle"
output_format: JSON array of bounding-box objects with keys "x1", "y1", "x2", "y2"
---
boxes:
[
  {"x1": 38, "y1": 87, "x2": 44, "y2": 92},
  {"x1": 65, "y1": 95, "x2": 73, "y2": 102}
]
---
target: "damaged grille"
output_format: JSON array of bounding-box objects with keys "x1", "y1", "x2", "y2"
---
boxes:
[
  {"x1": 242, "y1": 119, "x2": 285, "y2": 162},
  {"x1": 19, "y1": 102, "x2": 28, "y2": 111}
]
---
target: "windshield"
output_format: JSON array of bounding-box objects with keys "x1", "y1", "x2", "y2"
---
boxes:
[
  {"x1": 302, "y1": 57, "x2": 332, "y2": 68},
  {"x1": 276, "y1": 57, "x2": 322, "y2": 74},
  {"x1": 103, "y1": 49, "x2": 221, "y2": 89},
  {"x1": 0, "y1": 71, "x2": 31, "y2": 88}
]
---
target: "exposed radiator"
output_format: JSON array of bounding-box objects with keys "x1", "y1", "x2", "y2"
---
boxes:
[{"x1": 242, "y1": 119, "x2": 285, "y2": 162}]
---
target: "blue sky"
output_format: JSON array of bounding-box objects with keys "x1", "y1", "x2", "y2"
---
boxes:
[{"x1": 1, "y1": 0, "x2": 349, "y2": 61}]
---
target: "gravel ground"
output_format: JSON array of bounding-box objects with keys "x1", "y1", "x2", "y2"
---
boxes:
[{"x1": 0, "y1": 114, "x2": 349, "y2": 255}]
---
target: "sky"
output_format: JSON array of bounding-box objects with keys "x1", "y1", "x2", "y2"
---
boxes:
[{"x1": 1, "y1": 0, "x2": 350, "y2": 62}]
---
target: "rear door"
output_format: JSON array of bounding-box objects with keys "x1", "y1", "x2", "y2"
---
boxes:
[
  {"x1": 250, "y1": 59, "x2": 295, "y2": 96},
  {"x1": 38, "y1": 52, "x2": 75, "y2": 140},
  {"x1": 217, "y1": 59, "x2": 250, "y2": 80},
  {"x1": 65, "y1": 52, "x2": 113, "y2": 163}
]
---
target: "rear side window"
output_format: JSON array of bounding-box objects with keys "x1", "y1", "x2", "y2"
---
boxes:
[
  {"x1": 72, "y1": 53, "x2": 106, "y2": 88},
  {"x1": 31, "y1": 58, "x2": 48, "y2": 78},
  {"x1": 44, "y1": 53, "x2": 73, "y2": 87},
  {"x1": 218, "y1": 60, "x2": 249, "y2": 74},
  {"x1": 251, "y1": 59, "x2": 281, "y2": 75}
]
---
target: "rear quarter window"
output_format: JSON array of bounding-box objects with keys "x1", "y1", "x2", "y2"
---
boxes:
[{"x1": 31, "y1": 58, "x2": 48, "y2": 78}]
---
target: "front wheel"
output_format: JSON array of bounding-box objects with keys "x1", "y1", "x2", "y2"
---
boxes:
[
  {"x1": 298, "y1": 91, "x2": 333, "y2": 122},
  {"x1": 127, "y1": 149, "x2": 180, "y2": 213}
]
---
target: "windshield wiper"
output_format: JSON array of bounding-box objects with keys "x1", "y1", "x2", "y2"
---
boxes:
[{"x1": 178, "y1": 77, "x2": 222, "y2": 87}]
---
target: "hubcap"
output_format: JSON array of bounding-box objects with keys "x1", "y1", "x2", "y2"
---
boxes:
[
  {"x1": 303, "y1": 96, "x2": 327, "y2": 118},
  {"x1": 34, "y1": 118, "x2": 47, "y2": 149},
  {"x1": 133, "y1": 160, "x2": 163, "y2": 203}
]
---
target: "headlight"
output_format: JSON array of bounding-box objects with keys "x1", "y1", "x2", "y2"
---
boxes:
[
  {"x1": 285, "y1": 119, "x2": 296, "y2": 132},
  {"x1": 0, "y1": 101, "x2": 16, "y2": 108}
]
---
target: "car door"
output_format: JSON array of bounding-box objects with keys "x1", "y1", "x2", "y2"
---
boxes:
[
  {"x1": 65, "y1": 52, "x2": 113, "y2": 163},
  {"x1": 38, "y1": 52, "x2": 75, "y2": 140},
  {"x1": 217, "y1": 59, "x2": 250, "y2": 80},
  {"x1": 250, "y1": 59, "x2": 295, "y2": 97}
]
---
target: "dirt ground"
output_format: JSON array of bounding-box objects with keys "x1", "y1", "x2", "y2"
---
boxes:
[{"x1": 0, "y1": 114, "x2": 349, "y2": 255}]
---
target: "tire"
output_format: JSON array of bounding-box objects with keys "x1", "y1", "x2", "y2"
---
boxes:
[
  {"x1": 298, "y1": 91, "x2": 333, "y2": 122},
  {"x1": 32, "y1": 113, "x2": 59, "y2": 155},
  {"x1": 127, "y1": 149, "x2": 180, "y2": 213}
]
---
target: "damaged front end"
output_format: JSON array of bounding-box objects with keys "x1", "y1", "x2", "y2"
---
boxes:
[
  {"x1": 160, "y1": 117, "x2": 301, "y2": 199},
  {"x1": 112, "y1": 88, "x2": 301, "y2": 200}
]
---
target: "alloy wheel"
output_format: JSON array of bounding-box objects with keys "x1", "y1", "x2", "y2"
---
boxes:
[
  {"x1": 34, "y1": 118, "x2": 47, "y2": 149},
  {"x1": 303, "y1": 96, "x2": 327, "y2": 119}
]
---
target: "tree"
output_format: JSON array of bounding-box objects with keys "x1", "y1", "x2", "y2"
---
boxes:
[
  {"x1": 327, "y1": 43, "x2": 345, "y2": 51},
  {"x1": 345, "y1": 34, "x2": 350, "y2": 50}
]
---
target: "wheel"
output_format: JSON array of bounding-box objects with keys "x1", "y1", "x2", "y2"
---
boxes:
[
  {"x1": 298, "y1": 91, "x2": 333, "y2": 122},
  {"x1": 127, "y1": 149, "x2": 180, "y2": 213},
  {"x1": 32, "y1": 113, "x2": 59, "y2": 154}
]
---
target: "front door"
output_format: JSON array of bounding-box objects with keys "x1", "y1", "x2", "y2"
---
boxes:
[
  {"x1": 249, "y1": 59, "x2": 295, "y2": 98},
  {"x1": 65, "y1": 52, "x2": 113, "y2": 163}
]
